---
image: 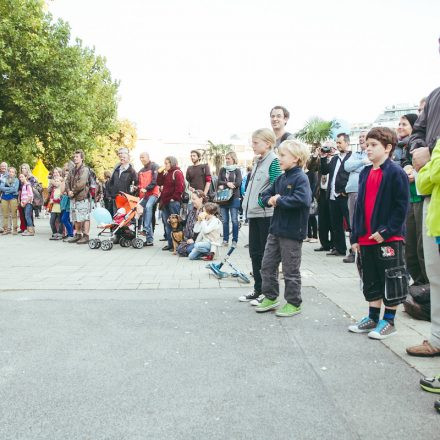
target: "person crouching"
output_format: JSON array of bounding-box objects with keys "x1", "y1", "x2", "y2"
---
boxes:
[
  {"x1": 256, "y1": 140, "x2": 312, "y2": 317},
  {"x1": 188, "y1": 202, "x2": 222, "y2": 261}
]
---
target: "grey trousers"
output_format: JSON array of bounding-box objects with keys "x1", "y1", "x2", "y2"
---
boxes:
[
  {"x1": 347, "y1": 192, "x2": 358, "y2": 231},
  {"x1": 261, "y1": 234, "x2": 303, "y2": 307},
  {"x1": 406, "y1": 201, "x2": 428, "y2": 285},
  {"x1": 423, "y1": 198, "x2": 440, "y2": 348}
]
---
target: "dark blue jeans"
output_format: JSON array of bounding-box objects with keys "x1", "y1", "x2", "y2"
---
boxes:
[
  {"x1": 161, "y1": 201, "x2": 181, "y2": 247},
  {"x1": 24, "y1": 203, "x2": 34, "y2": 227},
  {"x1": 220, "y1": 198, "x2": 240, "y2": 243},
  {"x1": 61, "y1": 210, "x2": 74, "y2": 237}
]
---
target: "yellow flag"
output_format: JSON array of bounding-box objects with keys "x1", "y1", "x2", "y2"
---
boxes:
[{"x1": 32, "y1": 159, "x2": 49, "y2": 188}]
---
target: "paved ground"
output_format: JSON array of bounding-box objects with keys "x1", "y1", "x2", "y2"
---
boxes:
[
  {"x1": 1, "y1": 216, "x2": 439, "y2": 438},
  {"x1": 1, "y1": 287, "x2": 439, "y2": 439}
]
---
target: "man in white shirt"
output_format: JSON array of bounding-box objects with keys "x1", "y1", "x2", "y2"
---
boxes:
[{"x1": 320, "y1": 134, "x2": 352, "y2": 256}]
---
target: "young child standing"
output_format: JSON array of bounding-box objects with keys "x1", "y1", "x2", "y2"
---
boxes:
[
  {"x1": 349, "y1": 127, "x2": 410, "y2": 339},
  {"x1": 188, "y1": 203, "x2": 222, "y2": 261},
  {"x1": 255, "y1": 140, "x2": 312, "y2": 317},
  {"x1": 49, "y1": 176, "x2": 63, "y2": 240},
  {"x1": 18, "y1": 173, "x2": 35, "y2": 236}
]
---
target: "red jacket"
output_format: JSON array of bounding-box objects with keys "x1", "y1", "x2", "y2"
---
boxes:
[
  {"x1": 157, "y1": 166, "x2": 184, "y2": 208},
  {"x1": 138, "y1": 162, "x2": 160, "y2": 198}
]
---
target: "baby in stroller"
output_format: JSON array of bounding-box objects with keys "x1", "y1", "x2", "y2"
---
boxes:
[{"x1": 89, "y1": 192, "x2": 145, "y2": 250}]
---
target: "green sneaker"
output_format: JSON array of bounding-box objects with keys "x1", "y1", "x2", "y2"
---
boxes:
[
  {"x1": 276, "y1": 303, "x2": 301, "y2": 317},
  {"x1": 255, "y1": 298, "x2": 279, "y2": 313}
]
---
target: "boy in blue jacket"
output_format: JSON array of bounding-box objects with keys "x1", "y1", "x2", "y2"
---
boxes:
[
  {"x1": 349, "y1": 127, "x2": 410, "y2": 339},
  {"x1": 256, "y1": 140, "x2": 312, "y2": 317}
]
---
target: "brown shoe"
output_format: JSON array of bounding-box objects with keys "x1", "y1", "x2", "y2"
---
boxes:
[
  {"x1": 406, "y1": 340, "x2": 440, "y2": 357},
  {"x1": 76, "y1": 234, "x2": 89, "y2": 244},
  {"x1": 67, "y1": 234, "x2": 82, "y2": 243}
]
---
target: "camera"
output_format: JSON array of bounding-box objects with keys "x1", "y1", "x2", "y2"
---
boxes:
[{"x1": 321, "y1": 146, "x2": 331, "y2": 153}]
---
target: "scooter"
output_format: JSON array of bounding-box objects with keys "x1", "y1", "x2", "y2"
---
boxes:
[{"x1": 206, "y1": 246, "x2": 250, "y2": 283}]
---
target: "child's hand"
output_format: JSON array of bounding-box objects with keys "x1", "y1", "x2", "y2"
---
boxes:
[
  {"x1": 268, "y1": 194, "x2": 280, "y2": 206},
  {"x1": 369, "y1": 232, "x2": 384, "y2": 243},
  {"x1": 351, "y1": 243, "x2": 360, "y2": 253}
]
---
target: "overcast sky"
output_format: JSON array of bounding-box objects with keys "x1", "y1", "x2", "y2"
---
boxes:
[{"x1": 48, "y1": 0, "x2": 440, "y2": 140}]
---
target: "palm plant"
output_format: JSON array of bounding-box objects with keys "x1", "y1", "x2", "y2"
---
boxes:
[
  {"x1": 203, "y1": 140, "x2": 234, "y2": 175},
  {"x1": 295, "y1": 117, "x2": 340, "y2": 152}
]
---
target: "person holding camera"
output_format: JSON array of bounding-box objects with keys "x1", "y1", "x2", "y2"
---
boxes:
[
  {"x1": 320, "y1": 133, "x2": 352, "y2": 257},
  {"x1": 309, "y1": 141, "x2": 335, "y2": 252}
]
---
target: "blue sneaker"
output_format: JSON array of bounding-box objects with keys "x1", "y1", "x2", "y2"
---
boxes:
[
  {"x1": 348, "y1": 317, "x2": 377, "y2": 333},
  {"x1": 368, "y1": 319, "x2": 397, "y2": 340}
]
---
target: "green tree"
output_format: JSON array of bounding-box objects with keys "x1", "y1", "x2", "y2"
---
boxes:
[
  {"x1": 0, "y1": 0, "x2": 119, "y2": 170},
  {"x1": 295, "y1": 117, "x2": 340, "y2": 152},
  {"x1": 203, "y1": 141, "x2": 233, "y2": 175},
  {"x1": 89, "y1": 119, "x2": 137, "y2": 180}
]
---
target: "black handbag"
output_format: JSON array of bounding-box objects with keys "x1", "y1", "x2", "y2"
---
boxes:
[{"x1": 213, "y1": 188, "x2": 233, "y2": 205}]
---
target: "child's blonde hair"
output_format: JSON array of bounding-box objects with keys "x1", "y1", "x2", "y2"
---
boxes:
[
  {"x1": 279, "y1": 139, "x2": 310, "y2": 168},
  {"x1": 252, "y1": 128, "x2": 276, "y2": 148}
]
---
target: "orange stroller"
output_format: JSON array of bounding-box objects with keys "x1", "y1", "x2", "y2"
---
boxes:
[{"x1": 89, "y1": 192, "x2": 144, "y2": 251}]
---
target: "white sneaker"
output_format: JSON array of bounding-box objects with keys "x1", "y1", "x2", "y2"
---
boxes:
[
  {"x1": 238, "y1": 291, "x2": 260, "y2": 302},
  {"x1": 250, "y1": 294, "x2": 265, "y2": 306}
]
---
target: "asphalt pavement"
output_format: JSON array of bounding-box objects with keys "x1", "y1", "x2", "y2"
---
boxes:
[{"x1": 1, "y1": 286, "x2": 439, "y2": 440}]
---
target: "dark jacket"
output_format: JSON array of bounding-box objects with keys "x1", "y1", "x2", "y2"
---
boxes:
[
  {"x1": 393, "y1": 136, "x2": 412, "y2": 168},
  {"x1": 409, "y1": 86, "x2": 440, "y2": 154},
  {"x1": 157, "y1": 166, "x2": 185, "y2": 208},
  {"x1": 320, "y1": 152, "x2": 352, "y2": 199},
  {"x1": 306, "y1": 169, "x2": 318, "y2": 198},
  {"x1": 261, "y1": 166, "x2": 312, "y2": 241},
  {"x1": 351, "y1": 159, "x2": 409, "y2": 244},
  {"x1": 109, "y1": 164, "x2": 137, "y2": 198},
  {"x1": 218, "y1": 167, "x2": 243, "y2": 199}
]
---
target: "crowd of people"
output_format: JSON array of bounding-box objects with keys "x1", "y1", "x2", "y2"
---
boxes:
[{"x1": 1, "y1": 46, "x2": 440, "y2": 411}]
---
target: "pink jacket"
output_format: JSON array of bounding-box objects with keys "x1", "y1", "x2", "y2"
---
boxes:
[{"x1": 20, "y1": 183, "x2": 34, "y2": 205}]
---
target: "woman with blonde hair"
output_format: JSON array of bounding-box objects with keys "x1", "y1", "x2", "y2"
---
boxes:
[
  {"x1": 239, "y1": 128, "x2": 282, "y2": 303},
  {"x1": 218, "y1": 151, "x2": 242, "y2": 247}
]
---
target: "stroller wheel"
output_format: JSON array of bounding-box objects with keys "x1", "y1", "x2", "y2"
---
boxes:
[
  {"x1": 88, "y1": 239, "x2": 98, "y2": 249},
  {"x1": 121, "y1": 237, "x2": 131, "y2": 247},
  {"x1": 132, "y1": 238, "x2": 144, "y2": 249},
  {"x1": 95, "y1": 239, "x2": 101, "y2": 249},
  {"x1": 101, "y1": 240, "x2": 113, "y2": 251}
]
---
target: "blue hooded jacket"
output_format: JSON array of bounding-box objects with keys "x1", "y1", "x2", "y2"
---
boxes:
[{"x1": 261, "y1": 166, "x2": 312, "y2": 241}]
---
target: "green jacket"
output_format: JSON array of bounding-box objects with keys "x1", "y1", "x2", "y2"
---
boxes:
[{"x1": 416, "y1": 139, "x2": 440, "y2": 237}]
